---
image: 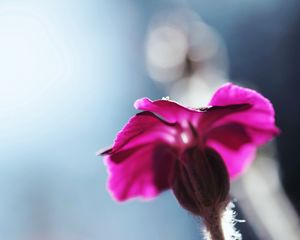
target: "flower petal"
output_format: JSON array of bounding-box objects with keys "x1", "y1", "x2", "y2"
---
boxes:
[
  {"x1": 104, "y1": 143, "x2": 176, "y2": 201},
  {"x1": 202, "y1": 83, "x2": 279, "y2": 178},
  {"x1": 206, "y1": 140, "x2": 256, "y2": 179},
  {"x1": 104, "y1": 111, "x2": 177, "y2": 155},
  {"x1": 134, "y1": 98, "x2": 200, "y2": 124},
  {"x1": 206, "y1": 123, "x2": 256, "y2": 178},
  {"x1": 101, "y1": 111, "x2": 177, "y2": 201},
  {"x1": 207, "y1": 83, "x2": 279, "y2": 143}
]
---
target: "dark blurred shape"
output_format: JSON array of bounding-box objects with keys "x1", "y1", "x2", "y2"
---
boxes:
[
  {"x1": 273, "y1": 10, "x2": 300, "y2": 217},
  {"x1": 225, "y1": 0, "x2": 300, "y2": 217}
]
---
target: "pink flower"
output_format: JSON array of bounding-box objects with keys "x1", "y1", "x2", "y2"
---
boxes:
[{"x1": 100, "y1": 83, "x2": 279, "y2": 203}]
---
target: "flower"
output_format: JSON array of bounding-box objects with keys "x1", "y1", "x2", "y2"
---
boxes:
[{"x1": 100, "y1": 83, "x2": 279, "y2": 204}]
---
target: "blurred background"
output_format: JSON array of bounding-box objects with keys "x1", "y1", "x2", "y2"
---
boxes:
[{"x1": 1, "y1": 0, "x2": 300, "y2": 239}]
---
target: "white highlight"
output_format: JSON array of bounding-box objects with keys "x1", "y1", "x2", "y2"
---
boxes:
[
  {"x1": 146, "y1": 25, "x2": 188, "y2": 69},
  {"x1": 221, "y1": 202, "x2": 243, "y2": 240},
  {"x1": 0, "y1": 7, "x2": 69, "y2": 118},
  {"x1": 162, "y1": 96, "x2": 170, "y2": 100},
  {"x1": 180, "y1": 132, "x2": 189, "y2": 144}
]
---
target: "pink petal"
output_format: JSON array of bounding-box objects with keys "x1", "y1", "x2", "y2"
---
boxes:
[
  {"x1": 206, "y1": 122, "x2": 255, "y2": 178},
  {"x1": 208, "y1": 83, "x2": 279, "y2": 143},
  {"x1": 134, "y1": 98, "x2": 200, "y2": 124},
  {"x1": 102, "y1": 111, "x2": 177, "y2": 201},
  {"x1": 207, "y1": 140, "x2": 256, "y2": 179},
  {"x1": 203, "y1": 83, "x2": 279, "y2": 177},
  {"x1": 106, "y1": 111, "x2": 177, "y2": 155},
  {"x1": 197, "y1": 104, "x2": 252, "y2": 131},
  {"x1": 104, "y1": 143, "x2": 176, "y2": 201}
]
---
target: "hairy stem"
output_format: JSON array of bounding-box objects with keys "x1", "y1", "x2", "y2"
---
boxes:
[{"x1": 204, "y1": 208, "x2": 225, "y2": 240}]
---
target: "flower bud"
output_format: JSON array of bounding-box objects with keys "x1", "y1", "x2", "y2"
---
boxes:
[{"x1": 171, "y1": 147, "x2": 230, "y2": 239}]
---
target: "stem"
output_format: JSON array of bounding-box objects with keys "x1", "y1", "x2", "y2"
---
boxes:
[{"x1": 204, "y1": 208, "x2": 224, "y2": 240}]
